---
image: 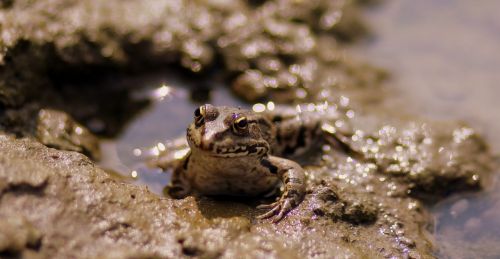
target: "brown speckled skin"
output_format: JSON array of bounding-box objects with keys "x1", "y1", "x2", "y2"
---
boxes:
[{"x1": 168, "y1": 104, "x2": 311, "y2": 222}]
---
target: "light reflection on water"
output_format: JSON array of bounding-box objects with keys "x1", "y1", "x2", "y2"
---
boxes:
[{"x1": 356, "y1": 0, "x2": 500, "y2": 257}]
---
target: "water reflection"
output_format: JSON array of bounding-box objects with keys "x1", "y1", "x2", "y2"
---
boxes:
[{"x1": 433, "y1": 182, "x2": 500, "y2": 258}]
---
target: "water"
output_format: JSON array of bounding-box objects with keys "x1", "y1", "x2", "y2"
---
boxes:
[{"x1": 356, "y1": 1, "x2": 500, "y2": 257}]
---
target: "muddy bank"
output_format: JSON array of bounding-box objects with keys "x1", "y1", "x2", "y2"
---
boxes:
[
  {"x1": 0, "y1": 134, "x2": 434, "y2": 258},
  {"x1": 0, "y1": 0, "x2": 497, "y2": 258},
  {"x1": 0, "y1": 0, "x2": 380, "y2": 106},
  {"x1": 1, "y1": 111, "x2": 493, "y2": 258}
]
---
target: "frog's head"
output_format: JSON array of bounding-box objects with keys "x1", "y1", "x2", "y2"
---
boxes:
[{"x1": 187, "y1": 104, "x2": 273, "y2": 158}]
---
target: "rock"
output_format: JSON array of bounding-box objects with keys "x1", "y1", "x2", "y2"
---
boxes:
[
  {"x1": 0, "y1": 215, "x2": 42, "y2": 255},
  {"x1": 0, "y1": 135, "x2": 436, "y2": 258},
  {"x1": 36, "y1": 109, "x2": 100, "y2": 160},
  {"x1": 0, "y1": 0, "x2": 380, "y2": 108}
]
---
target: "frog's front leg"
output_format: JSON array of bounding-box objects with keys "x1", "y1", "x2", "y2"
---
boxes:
[
  {"x1": 165, "y1": 153, "x2": 192, "y2": 199},
  {"x1": 257, "y1": 155, "x2": 306, "y2": 222}
]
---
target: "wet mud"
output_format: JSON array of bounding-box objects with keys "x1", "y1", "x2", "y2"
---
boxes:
[{"x1": 0, "y1": 0, "x2": 497, "y2": 258}]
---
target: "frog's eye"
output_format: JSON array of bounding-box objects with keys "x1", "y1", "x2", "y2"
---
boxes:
[
  {"x1": 233, "y1": 116, "x2": 248, "y2": 132},
  {"x1": 194, "y1": 106, "x2": 205, "y2": 126}
]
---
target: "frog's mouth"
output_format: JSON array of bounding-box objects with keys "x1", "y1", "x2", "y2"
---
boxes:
[
  {"x1": 212, "y1": 144, "x2": 268, "y2": 158},
  {"x1": 187, "y1": 127, "x2": 269, "y2": 158}
]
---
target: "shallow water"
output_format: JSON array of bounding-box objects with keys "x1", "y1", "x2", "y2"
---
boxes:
[
  {"x1": 356, "y1": 0, "x2": 500, "y2": 257},
  {"x1": 99, "y1": 73, "x2": 247, "y2": 194},
  {"x1": 101, "y1": 0, "x2": 500, "y2": 257}
]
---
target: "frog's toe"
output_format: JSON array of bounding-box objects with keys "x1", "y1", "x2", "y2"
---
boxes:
[
  {"x1": 257, "y1": 199, "x2": 294, "y2": 222},
  {"x1": 273, "y1": 199, "x2": 295, "y2": 222},
  {"x1": 256, "y1": 203, "x2": 281, "y2": 219},
  {"x1": 256, "y1": 200, "x2": 280, "y2": 209}
]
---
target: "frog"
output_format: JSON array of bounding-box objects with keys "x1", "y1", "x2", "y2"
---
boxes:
[{"x1": 161, "y1": 103, "x2": 348, "y2": 222}]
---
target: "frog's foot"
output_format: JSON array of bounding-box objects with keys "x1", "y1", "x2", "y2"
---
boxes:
[
  {"x1": 256, "y1": 197, "x2": 296, "y2": 223},
  {"x1": 257, "y1": 156, "x2": 306, "y2": 222}
]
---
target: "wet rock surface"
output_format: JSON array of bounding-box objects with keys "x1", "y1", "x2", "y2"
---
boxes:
[
  {"x1": 0, "y1": 215, "x2": 42, "y2": 255},
  {"x1": 0, "y1": 0, "x2": 382, "y2": 109},
  {"x1": 0, "y1": 135, "x2": 435, "y2": 258},
  {"x1": 0, "y1": 0, "x2": 497, "y2": 258},
  {"x1": 36, "y1": 109, "x2": 100, "y2": 160},
  {"x1": 2, "y1": 110, "x2": 493, "y2": 258}
]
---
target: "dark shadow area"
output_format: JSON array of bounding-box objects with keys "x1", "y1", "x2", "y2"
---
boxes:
[{"x1": 49, "y1": 71, "x2": 154, "y2": 137}]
